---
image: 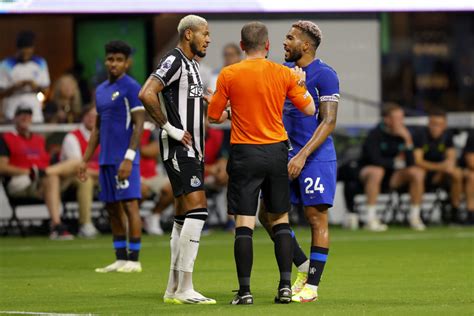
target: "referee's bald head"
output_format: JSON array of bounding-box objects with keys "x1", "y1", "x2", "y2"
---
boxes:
[
  {"x1": 177, "y1": 15, "x2": 208, "y2": 40},
  {"x1": 240, "y1": 21, "x2": 268, "y2": 53}
]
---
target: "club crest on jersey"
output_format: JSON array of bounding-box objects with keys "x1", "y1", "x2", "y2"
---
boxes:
[
  {"x1": 189, "y1": 84, "x2": 204, "y2": 98},
  {"x1": 190, "y1": 176, "x2": 201, "y2": 187},
  {"x1": 111, "y1": 91, "x2": 120, "y2": 101}
]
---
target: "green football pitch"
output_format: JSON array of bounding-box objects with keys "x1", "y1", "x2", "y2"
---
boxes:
[{"x1": 0, "y1": 227, "x2": 473, "y2": 315}]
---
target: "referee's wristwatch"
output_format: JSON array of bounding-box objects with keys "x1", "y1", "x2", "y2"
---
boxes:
[{"x1": 225, "y1": 108, "x2": 231, "y2": 120}]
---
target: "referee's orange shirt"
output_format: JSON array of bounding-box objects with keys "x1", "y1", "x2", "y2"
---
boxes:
[{"x1": 208, "y1": 58, "x2": 311, "y2": 145}]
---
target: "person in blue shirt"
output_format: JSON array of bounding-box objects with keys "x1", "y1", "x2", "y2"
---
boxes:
[
  {"x1": 78, "y1": 40, "x2": 145, "y2": 273},
  {"x1": 259, "y1": 21, "x2": 339, "y2": 303}
]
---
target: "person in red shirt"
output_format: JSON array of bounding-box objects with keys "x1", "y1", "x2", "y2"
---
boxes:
[
  {"x1": 0, "y1": 106, "x2": 73, "y2": 239},
  {"x1": 140, "y1": 121, "x2": 174, "y2": 236}
]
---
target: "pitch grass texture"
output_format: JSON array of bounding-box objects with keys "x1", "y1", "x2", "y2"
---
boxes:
[{"x1": 0, "y1": 227, "x2": 473, "y2": 315}]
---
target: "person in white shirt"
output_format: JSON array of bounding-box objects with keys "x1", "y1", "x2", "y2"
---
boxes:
[
  {"x1": 0, "y1": 31, "x2": 50, "y2": 123},
  {"x1": 51, "y1": 105, "x2": 100, "y2": 237}
]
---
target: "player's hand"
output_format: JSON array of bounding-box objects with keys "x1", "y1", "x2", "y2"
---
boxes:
[
  {"x1": 288, "y1": 154, "x2": 306, "y2": 180},
  {"x1": 118, "y1": 159, "x2": 133, "y2": 181},
  {"x1": 393, "y1": 125, "x2": 412, "y2": 142},
  {"x1": 181, "y1": 130, "x2": 193, "y2": 147},
  {"x1": 203, "y1": 88, "x2": 213, "y2": 104},
  {"x1": 291, "y1": 66, "x2": 306, "y2": 86},
  {"x1": 77, "y1": 161, "x2": 88, "y2": 182}
]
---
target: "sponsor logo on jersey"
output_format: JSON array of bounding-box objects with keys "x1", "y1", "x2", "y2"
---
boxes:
[
  {"x1": 190, "y1": 176, "x2": 201, "y2": 187},
  {"x1": 188, "y1": 84, "x2": 204, "y2": 98}
]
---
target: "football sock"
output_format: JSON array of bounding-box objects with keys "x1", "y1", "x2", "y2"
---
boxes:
[
  {"x1": 291, "y1": 229, "x2": 309, "y2": 271},
  {"x1": 128, "y1": 237, "x2": 141, "y2": 261},
  {"x1": 307, "y1": 246, "x2": 329, "y2": 286},
  {"x1": 234, "y1": 226, "x2": 253, "y2": 295},
  {"x1": 409, "y1": 205, "x2": 421, "y2": 219},
  {"x1": 113, "y1": 235, "x2": 127, "y2": 261},
  {"x1": 272, "y1": 223, "x2": 293, "y2": 289},
  {"x1": 367, "y1": 205, "x2": 377, "y2": 222},
  {"x1": 176, "y1": 209, "x2": 207, "y2": 293},
  {"x1": 166, "y1": 216, "x2": 184, "y2": 294}
]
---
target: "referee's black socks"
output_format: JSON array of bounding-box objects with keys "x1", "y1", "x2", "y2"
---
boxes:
[
  {"x1": 234, "y1": 226, "x2": 253, "y2": 295},
  {"x1": 272, "y1": 223, "x2": 293, "y2": 289}
]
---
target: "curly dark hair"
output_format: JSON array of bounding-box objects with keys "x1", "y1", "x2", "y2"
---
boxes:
[{"x1": 105, "y1": 40, "x2": 132, "y2": 57}]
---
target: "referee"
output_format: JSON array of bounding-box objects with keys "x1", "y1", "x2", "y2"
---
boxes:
[
  {"x1": 207, "y1": 21, "x2": 315, "y2": 305},
  {"x1": 139, "y1": 15, "x2": 215, "y2": 305}
]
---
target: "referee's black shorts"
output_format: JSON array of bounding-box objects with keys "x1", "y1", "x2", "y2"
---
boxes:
[
  {"x1": 227, "y1": 141, "x2": 290, "y2": 216},
  {"x1": 164, "y1": 156, "x2": 205, "y2": 197}
]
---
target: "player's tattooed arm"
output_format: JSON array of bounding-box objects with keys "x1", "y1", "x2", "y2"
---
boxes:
[
  {"x1": 288, "y1": 101, "x2": 338, "y2": 180},
  {"x1": 139, "y1": 76, "x2": 192, "y2": 146},
  {"x1": 139, "y1": 76, "x2": 168, "y2": 126}
]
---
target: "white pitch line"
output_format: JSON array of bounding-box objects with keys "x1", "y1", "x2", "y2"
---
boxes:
[
  {"x1": 0, "y1": 231, "x2": 472, "y2": 253},
  {"x1": 0, "y1": 311, "x2": 95, "y2": 316}
]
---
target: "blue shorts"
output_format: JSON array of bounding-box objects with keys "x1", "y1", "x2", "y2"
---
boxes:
[
  {"x1": 289, "y1": 160, "x2": 337, "y2": 207},
  {"x1": 99, "y1": 164, "x2": 141, "y2": 203}
]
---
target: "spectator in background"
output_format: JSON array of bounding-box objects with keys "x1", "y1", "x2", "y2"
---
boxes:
[
  {"x1": 141, "y1": 121, "x2": 174, "y2": 236},
  {"x1": 68, "y1": 63, "x2": 92, "y2": 105},
  {"x1": 413, "y1": 109, "x2": 463, "y2": 223},
  {"x1": 209, "y1": 43, "x2": 242, "y2": 90},
  {"x1": 204, "y1": 120, "x2": 233, "y2": 231},
  {"x1": 461, "y1": 130, "x2": 474, "y2": 225},
  {"x1": 59, "y1": 105, "x2": 100, "y2": 238},
  {"x1": 0, "y1": 106, "x2": 73, "y2": 239},
  {"x1": 44, "y1": 74, "x2": 82, "y2": 123},
  {"x1": 359, "y1": 103, "x2": 426, "y2": 231},
  {"x1": 0, "y1": 31, "x2": 50, "y2": 123}
]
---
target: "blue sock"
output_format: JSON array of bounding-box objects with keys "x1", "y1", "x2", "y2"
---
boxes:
[
  {"x1": 128, "y1": 237, "x2": 141, "y2": 261},
  {"x1": 113, "y1": 235, "x2": 127, "y2": 261},
  {"x1": 307, "y1": 246, "x2": 329, "y2": 286}
]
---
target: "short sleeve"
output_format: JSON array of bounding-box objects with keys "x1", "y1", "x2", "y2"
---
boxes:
[
  {"x1": 36, "y1": 58, "x2": 51, "y2": 88},
  {"x1": 286, "y1": 70, "x2": 311, "y2": 111},
  {"x1": 208, "y1": 71, "x2": 229, "y2": 121},
  {"x1": 0, "y1": 60, "x2": 12, "y2": 89},
  {"x1": 127, "y1": 81, "x2": 144, "y2": 112},
  {"x1": 151, "y1": 52, "x2": 182, "y2": 87},
  {"x1": 445, "y1": 130, "x2": 454, "y2": 148},
  {"x1": 316, "y1": 69, "x2": 340, "y2": 103},
  {"x1": 0, "y1": 136, "x2": 10, "y2": 157}
]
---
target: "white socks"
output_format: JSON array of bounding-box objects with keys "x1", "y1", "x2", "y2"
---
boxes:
[
  {"x1": 176, "y1": 210, "x2": 207, "y2": 293},
  {"x1": 410, "y1": 205, "x2": 421, "y2": 219},
  {"x1": 367, "y1": 205, "x2": 377, "y2": 222},
  {"x1": 165, "y1": 220, "x2": 183, "y2": 294}
]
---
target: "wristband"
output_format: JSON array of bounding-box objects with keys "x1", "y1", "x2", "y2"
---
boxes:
[
  {"x1": 124, "y1": 149, "x2": 136, "y2": 161},
  {"x1": 162, "y1": 122, "x2": 185, "y2": 141}
]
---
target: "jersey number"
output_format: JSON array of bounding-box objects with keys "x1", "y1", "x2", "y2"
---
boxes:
[{"x1": 304, "y1": 177, "x2": 325, "y2": 194}]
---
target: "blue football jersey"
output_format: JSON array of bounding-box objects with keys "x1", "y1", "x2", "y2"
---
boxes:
[
  {"x1": 96, "y1": 75, "x2": 144, "y2": 165},
  {"x1": 283, "y1": 59, "x2": 339, "y2": 162}
]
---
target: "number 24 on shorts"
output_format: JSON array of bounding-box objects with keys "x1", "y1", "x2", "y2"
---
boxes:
[{"x1": 304, "y1": 177, "x2": 325, "y2": 194}]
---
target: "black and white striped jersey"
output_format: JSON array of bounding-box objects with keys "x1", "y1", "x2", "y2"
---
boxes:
[{"x1": 151, "y1": 47, "x2": 205, "y2": 162}]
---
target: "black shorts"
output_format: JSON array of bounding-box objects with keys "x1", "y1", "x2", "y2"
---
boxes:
[
  {"x1": 164, "y1": 156, "x2": 205, "y2": 197},
  {"x1": 227, "y1": 142, "x2": 290, "y2": 216}
]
